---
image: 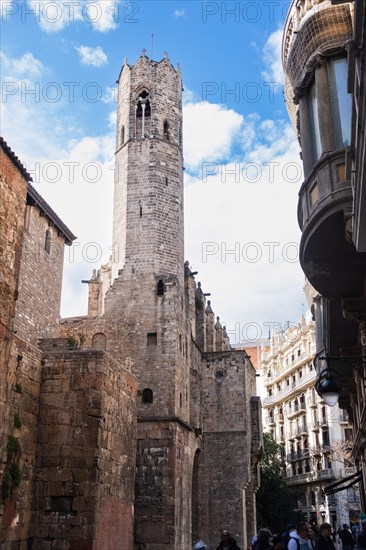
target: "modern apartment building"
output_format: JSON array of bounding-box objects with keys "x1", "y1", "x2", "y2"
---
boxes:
[
  {"x1": 260, "y1": 314, "x2": 360, "y2": 526},
  {"x1": 282, "y1": 0, "x2": 366, "y2": 511}
]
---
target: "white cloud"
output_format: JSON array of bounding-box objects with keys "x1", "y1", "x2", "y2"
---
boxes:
[
  {"x1": 26, "y1": 0, "x2": 120, "y2": 33},
  {"x1": 102, "y1": 85, "x2": 118, "y2": 104},
  {"x1": 184, "y1": 111, "x2": 304, "y2": 339},
  {"x1": 76, "y1": 45, "x2": 108, "y2": 67},
  {"x1": 174, "y1": 8, "x2": 186, "y2": 18},
  {"x1": 183, "y1": 101, "x2": 243, "y2": 171},
  {"x1": 0, "y1": 51, "x2": 45, "y2": 78},
  {"x1": 262, "y1": 28, "x2": 284, "y2": 86}
]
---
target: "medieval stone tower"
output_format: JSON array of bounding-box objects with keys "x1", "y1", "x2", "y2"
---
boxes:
[
  {"x1": 0, "y1": 53, "x2": 261, "y2": 550},
  {"x1": 106, "y1": 51, "x2": 193, "y2": 548}
]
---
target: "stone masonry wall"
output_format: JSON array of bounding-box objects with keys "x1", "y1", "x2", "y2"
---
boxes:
[
  {"x1": 198, "y1": 350, "x2": 258, "y2": 550},
  {"x1": 31, "y1": 341, "x2": 137, "y2": 550},
  {"x1": 14, "y1": 204, "x2": 65, "y2": 343},
  {"x1": 0, "y1": 335, "x2": 43, "y2": 549}
]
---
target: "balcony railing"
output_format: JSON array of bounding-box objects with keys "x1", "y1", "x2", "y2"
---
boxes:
[
  {"x1": 263, "y1": 370, "x2": 316, "y2": 405},
  {"x1": 317, "y1": 468, "x2": 335, "y2": 480}
]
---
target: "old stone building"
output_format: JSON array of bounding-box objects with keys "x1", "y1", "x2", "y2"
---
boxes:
[
  {"x1": 0, "y1": 52, "x2": 261, "y2": 549},
  {"x1": 282, "y1": 0, "x2": 366, "y2": 511}
]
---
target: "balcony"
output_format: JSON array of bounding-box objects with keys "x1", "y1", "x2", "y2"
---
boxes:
[
  {"x1": 298, "y1": 150, "x2": 366, "y2": 299},
  {"x1": 317, "y1": 468, "x2": 336, "y2": 481},
  {"x1": 262, "y1": 370, "x2": 316, "y2": 405}
]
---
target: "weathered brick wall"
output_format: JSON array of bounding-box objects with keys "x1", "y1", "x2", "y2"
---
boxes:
[
  {"x1": 0, "y1": 143, "x2": 34, "y2": 548},
  {"x1": 30, "y1": 342, "x2": 137, "y2": 549},
  {"x1": 0, "y1": 147, "x2": 27, "y2": 328},
  {"x1": 0, "y1": 335, "x2": 43, "y2": 549},
  {"x1": 13, "y1": 204, "x2": 65, "y2": 343}
]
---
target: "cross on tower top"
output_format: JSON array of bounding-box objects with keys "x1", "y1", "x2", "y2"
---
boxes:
[{"x1": 141, "y1": 48, "x2": 147, "y2": 57}]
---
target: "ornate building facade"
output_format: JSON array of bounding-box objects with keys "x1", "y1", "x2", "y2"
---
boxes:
[
  {"x1": 0, "y1": 53, "x2": 261, "y2": 550},
  {"x1": 260, "y1": 313, "x2": 360, "y2": 526},
  {"x1": 282, "y1": 0, "x2": 366, "y2": 511}
]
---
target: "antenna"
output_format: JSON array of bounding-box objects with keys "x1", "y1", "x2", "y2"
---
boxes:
[{"x1": 151, "y1": 34, "x2": 154, "y2": 60}]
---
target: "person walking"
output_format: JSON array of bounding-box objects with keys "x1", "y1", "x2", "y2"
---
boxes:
[
  {"x1": 254, "y1": 529, "x2": 272, "y2": 550},
  {"x1": 193, "y1": 541, "x2": 208, "y2": 550},
  {"x1": 339, "y1": 525, "x2": 354, "y2": 550},
  {"x1": 288, "y1": 522, "x2": 309, "y2": 550},
  {"x1": 216, "y1": 529, "x2": 241, "y2": 550},
  {"x1": 308, "y1": 526, "x2": 319, "y2": 550},
  {"x1": 315, "y1": 523, "x2": 336, "y2": 550}
]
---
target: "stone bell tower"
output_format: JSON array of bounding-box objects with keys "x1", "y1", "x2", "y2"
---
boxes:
[
  {"x1": 112, "y1": 50, "x2": 184, "y2": 283},
  {"x1": 104, "y1": 51, "x2": 194, "y2": 549}
]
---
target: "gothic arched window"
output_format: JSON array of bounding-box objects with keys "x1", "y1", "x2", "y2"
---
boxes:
[{"x1": 135, "y1": 90, "x2": 151, "y2": 139}]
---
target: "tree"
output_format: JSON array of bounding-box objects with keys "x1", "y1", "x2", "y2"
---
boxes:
[{"x1": 256, "y1": 432, "x2": 305, "y2": 533}]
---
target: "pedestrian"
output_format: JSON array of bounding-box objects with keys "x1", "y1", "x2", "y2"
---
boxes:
[
  {"x1": 272, "y1": 534, "x2": 283, "y2": 550},
  {"x1": 287, "y1": 522, "x2": 309, "y2": 550},
  {"x1": 193, "y1": 540, "x2": 208, "y2": 550},
  {"x1": 216, "y1": 529, "x2": 241, "y2": 550},
  {"x1": 254, "y1": 529, "x2": 272, "y2": 550},
  {"x1": 308, "y1": 525, "x2": 319, "y2": 550},
  {"x1": 355, "y1": 522, "x2": 366, "y2": 550},
  {"x1": 283, "y1": 523, "x2": 297, "y2": 549},
  {"x1": 315, "y1": 523, "x2": 336, "y2": 550},
  {"x1": 339, "y1": 524, "x2": 354, "y2": 550}
]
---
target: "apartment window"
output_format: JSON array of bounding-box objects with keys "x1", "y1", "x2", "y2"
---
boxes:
[
  {"x1": 299, "y1": 370, "x2": 303, "y2": 378},
  {"x1": 309, "y1": 182, "x2": 319, "y2": 207},
  {"x1": 309, "y1": 82, "x2": 322, "y2": 161},
  {"x1": 336, "y1": 162, "x2": 346, "y2": 182},
  {"x1": 345, "y1": 428, "x2": 353, "y2": 441},
  {"x1": 328, "y1": 58, "x2": 352, "y2": 148},
  {"x1": 286, "y1": 378, "x2": 290, "y2": 386}
]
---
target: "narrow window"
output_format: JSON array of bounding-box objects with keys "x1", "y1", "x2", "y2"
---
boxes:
[
  {"x1": 147, "y1": 333, "x2": 157, "y2": 346},
  {"x1": 309, "y1": 82, "x2": 322, "y2": 161},
  {"x1": 24, "y1": 205, "x2": 31, "y2": 231},
  {"x1": 142, "y1": 388, "x2": 153, "y2": 404},
  {"x1": 163, "y1": 120, "x2": 170, "y2": 140},
  {"x1": 328, "y1": 58, "x2": 351, "y2": 148},
  {"x1": 310, "y1": 182, "x2": 319, "y2": 207},
  {"x1": 44, "y1": 229, "x2": 51, "y2": 254},
  {"x1": 336, "y1": 163, "x2": 346, "y2": 182},
  {"x1": 92, "y1": 333, "x2": 106, "y2": 350},
  {"x1": 165, "y1": 177, "x2": 168, "y2": 186},
  {"x1": 157, "y1": 280, "x2": 164, "y2": 296},
  {"x1": 121, "y1": 125, "x2": 125, "y2": 145}
]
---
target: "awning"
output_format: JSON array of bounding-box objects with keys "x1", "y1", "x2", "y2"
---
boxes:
[{"x1": 324, "y1": 470, "x2": 362, "y2": 496}]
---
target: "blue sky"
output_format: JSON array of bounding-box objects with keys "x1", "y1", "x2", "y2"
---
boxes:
[{"x1": 1, "y1": 0, "x2": 306, "y2": 345}]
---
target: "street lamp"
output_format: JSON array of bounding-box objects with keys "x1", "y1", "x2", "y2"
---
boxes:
[{"x1": 315, "y1": 355, "x2": 366, "y2": 407}]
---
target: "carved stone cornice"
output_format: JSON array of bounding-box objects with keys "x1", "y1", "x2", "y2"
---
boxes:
[{"x1": 342, "y1": 297, "x2": 366, "y2": 323}]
